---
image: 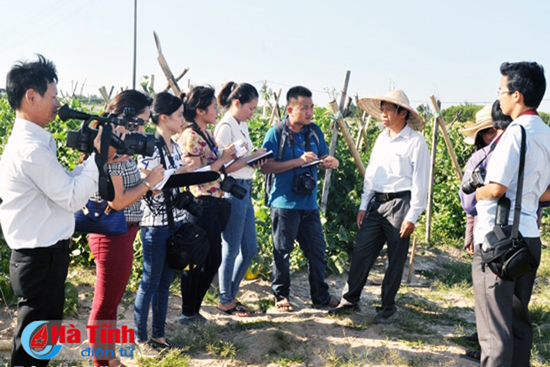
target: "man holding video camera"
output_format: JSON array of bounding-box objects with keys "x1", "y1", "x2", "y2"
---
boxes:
[
  {"x1": 473, "y1": 62, "x2": 550, "y2": 367},
  {"x1": 261, "y1": 86, "x2": 339, "y2": 312},
  {"x1": 0, "y1": 55, "x2": 101, "y2": 366}
]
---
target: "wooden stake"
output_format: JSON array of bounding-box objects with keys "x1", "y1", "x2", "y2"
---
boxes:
[
  {"x1": 426, "y1": 116, "x2": 439, "y2": 243},
  {"x1": 162, "y1": 67, "x2": 189, "y2": 93},
  {"x1": 429, "y1": 95, "x2": 463, "y2": 181},
  {"x1": 98, "y1": 86, "x2": 110, "y2": 104},
  {"x1": 320, "y1": 70, "x2": 351, "y2": 213},
  {"x1": 153, "y1": 31, "x2": 181, "y2": 95},
  {"x1": 268, "y1": 89, "x2": 282, "y2": 125},
  {"x1": 328, "y1": 101, "x2": 365, "y2": 176},
  {"x1": 407, "y1": 237, "x2": 418, "y2": 283}
]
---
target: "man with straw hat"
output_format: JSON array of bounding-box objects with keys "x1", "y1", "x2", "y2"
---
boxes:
[{"x1": 329, "y1": 90, "x2": 429, "y2": 323}]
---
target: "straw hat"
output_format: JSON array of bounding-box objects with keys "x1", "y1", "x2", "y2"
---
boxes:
[
  {"x1": 358, "y1": 90, "x2": 425, "y2": 131},
  {"x1": 458, "y1": 105, "x2": 493, "y2": 145}
]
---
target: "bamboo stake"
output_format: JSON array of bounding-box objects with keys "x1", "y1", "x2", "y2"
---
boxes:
[
  {"x1": 406, "y1": 237, "x2": 418, "y2": 283},
  {"x1": 320, "y1": 70, "x2": 351, "y2": 213},
  {"x1": 429, "y1": 95, "x2": 463, "y2": 181},
  {"x1": 426, "y1": 116, "x2": 439, "y2": 243},
  {"x1": 328, "y1": 101, "x2": 365, "y2": 176}
]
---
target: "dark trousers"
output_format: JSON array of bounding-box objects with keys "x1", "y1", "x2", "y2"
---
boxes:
[
  {"x1": 270, "y1": 208, "x2": 330, "y2": 305},
  {"x1": 342, "y1": 196, "x2": 410, "y2": 314},
  {"x1": 180, "y1": 197, "x2": 223, "y2": 316},
  {"x1": 473, "y1": 237, "x2": 541, "y2": 367},
  {"x1": 10, "y1": 239, "x2": 70, "y2": 367}
]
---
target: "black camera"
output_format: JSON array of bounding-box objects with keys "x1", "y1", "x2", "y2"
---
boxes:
[
  {"x1": 292, "y1": 172, "x2": 316, "y2": 195},
  {"x1": 220, "y1": 176, "x2": 247, "y2": 200},
  {"x1": 461, "y1": 166, "x2": 486, "y2": 195},
  {"x1": 59, "y1": 105, "x2": 155, "y2": 156},
  {"x1": 175, "y1": 191, "x2": 203, "y2": 217}
]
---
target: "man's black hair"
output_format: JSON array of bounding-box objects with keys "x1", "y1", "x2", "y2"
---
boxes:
[
  {"x1": 6, "y1": 54, "x2": 58, "y2": 110},
  {"x1": 286, "y1": 86, "x2": 312, "y2": 104},
  {"x1": 500, "y1": 61, "x2": 546, "y2": 108},
  {"x1": 491, "y1": 100, "x2": 513, "y2": 130}
]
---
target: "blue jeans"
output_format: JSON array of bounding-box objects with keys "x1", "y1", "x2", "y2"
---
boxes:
[
  {"x1": 134, "y1": 223, "x2": 181, "y2": 342},
  {"x1": 218, "y1": 179, "x2": 258, "y2": 304},
  {"x1": 270, "y1": 208, "x2": 330, "y2": 305}
]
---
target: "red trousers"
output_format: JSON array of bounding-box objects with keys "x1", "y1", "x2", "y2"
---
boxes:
[{"x1": 87, "y1": 225, "x2": 138, "y2": 366}]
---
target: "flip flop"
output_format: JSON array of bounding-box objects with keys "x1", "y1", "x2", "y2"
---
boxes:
[
  {"x1": 217, "y1": 304, "x2": 251, "y2": 317},
  {"x1": 235, "y1": 301, "x2": 255, "y2": 314},
  {"x1": 275, "y1": 297, "x2": 294, "y2": 312}
]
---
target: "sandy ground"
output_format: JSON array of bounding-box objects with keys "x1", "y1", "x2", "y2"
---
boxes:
[{"x1": 0, "y1": 246, "x2": 480, "y2": 366}]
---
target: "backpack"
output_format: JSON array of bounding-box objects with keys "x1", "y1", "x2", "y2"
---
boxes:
[{"x1": 263, "y1": 121, "x2": 320, "y2": 206}]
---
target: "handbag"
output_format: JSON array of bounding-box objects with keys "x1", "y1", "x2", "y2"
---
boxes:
[
  {"x1": 166, "y1": 222, "x2": 210, "y2": 271},
  {"x1": 480, "y1": 125, "x2": 538, "y2": 281},
  {"x1": 74, "y1": 200, "x2": 128, "y2": 235},
  {"x1": 155, "y1": 136, "x2": 210, "y2": 271}
]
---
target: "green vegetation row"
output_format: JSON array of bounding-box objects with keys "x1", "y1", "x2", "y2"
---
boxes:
[{"x1": 0, "y1": 91, "x2": 548, "y2": 308}]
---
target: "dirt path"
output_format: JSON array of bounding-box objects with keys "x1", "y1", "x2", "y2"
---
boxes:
[{"x1": 0, "y1": 247, "x2": 480, "y2": 366}]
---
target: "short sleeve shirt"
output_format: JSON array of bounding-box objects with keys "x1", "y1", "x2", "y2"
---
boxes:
[
  {"x1": 138, "y1": 142, "x2": 187, "y2": 227},
  {"x1": 178, "y1": 128, "x2": 223, "y2": 198},
  {"x1": 262, "y1": 119, "x2": 328, "y2": 210},
  {"x1": 474, "y1": 113, "x2": 550, "y2": 244},
  {"x1": 92, "y1": 158, "x2": 143, "y2": 222}
]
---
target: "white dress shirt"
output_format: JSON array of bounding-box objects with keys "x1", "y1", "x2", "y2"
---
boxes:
[
  {"x1": 0, "y1": 118, "x2": 99, "y2": 249},
  {"x1": 474, "y1": 113, "x2": 550, "y2": 245},
  {"x1": 214, "y1": 112, "x2": 255, "y2": 180},
  {"x1": 359, "y1": 124, "x2": 430, "y2": 224}
]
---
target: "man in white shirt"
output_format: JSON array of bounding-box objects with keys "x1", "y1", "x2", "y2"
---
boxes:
[
  {"x1": 329, "y1": 90, "x2": 430, "y2": 323},
  {"x1": 0, "y1": 55, "x2": 101, "y2": 366},
  {"x1": 473, "y1": 61, "x2": 550, "y2": 367}
]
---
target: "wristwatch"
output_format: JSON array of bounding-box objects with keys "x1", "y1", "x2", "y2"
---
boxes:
[{"x1": 143, "y1": 180, "x2": 152, "y2": 189}]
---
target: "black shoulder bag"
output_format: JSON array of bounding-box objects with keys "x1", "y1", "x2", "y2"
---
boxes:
[
  {"x1": 155, "y1": 136, "x2": 210, "y2": 271},
  {"x1": 481, "y1": 125, "x2": 538, "y2": 281}
]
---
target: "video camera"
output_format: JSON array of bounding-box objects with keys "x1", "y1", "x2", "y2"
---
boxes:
[{"x1": 58, "y1": 104, "x2": 155, "y2": 156}]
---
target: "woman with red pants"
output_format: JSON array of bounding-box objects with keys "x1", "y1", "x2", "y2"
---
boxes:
[{"x1": 86, "y1": 90, "x2": 164, "y2": 367}]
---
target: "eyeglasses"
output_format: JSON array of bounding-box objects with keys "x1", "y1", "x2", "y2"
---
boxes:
[{"x1": 497, "y1": 89, "x2": 513, "y2": 97}]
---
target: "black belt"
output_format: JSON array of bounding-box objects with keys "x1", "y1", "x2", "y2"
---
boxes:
[{"x1": 373, "y1": 191, "x2": 410, "y2": 202}]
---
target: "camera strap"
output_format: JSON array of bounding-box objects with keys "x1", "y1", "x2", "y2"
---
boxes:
[
  {"x1": 511, "y1": 125, "x2": 526, "y2": 239},
  {"x1": 189, "y1": 122, "x2": 219, "y2": 155},
  {"x1": 288, "y1": 123, "x2": 314, "y2": 176},
  {"x1": 96, "y1": 124, "x2": 115, "y2": 201},
  {"x1": 155, "y1": 135, "x2": 176, "y2": 233},
  {"x1": 494, "y1": 125, "x2": 526, "y2": 240}
]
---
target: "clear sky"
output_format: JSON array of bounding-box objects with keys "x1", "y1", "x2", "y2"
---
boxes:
[{"x1": 2, "y1": 0, "x2": 550, "y2": 112}]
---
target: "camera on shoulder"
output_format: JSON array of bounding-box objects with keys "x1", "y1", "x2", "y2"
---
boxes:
[
  {"x1": 292, "y1": 172, "x2": 316, "y2": 195},
  {"x1": 59, "y1": 104, "x2": 155, "y2": 156}
]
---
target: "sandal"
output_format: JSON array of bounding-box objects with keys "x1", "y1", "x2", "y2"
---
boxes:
[
  {"x1": 235, "y1": 301, "x2": 255, "y2": 314},
  {"x1": 275, "y1": 297, "x2": 294, "y2": 312},
  {"x1": 460, "y1": 349, "x2": 481, "y2": 363},
  {"x1": 217, "y1": 304, "x2": 251, "y2": 317}
]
